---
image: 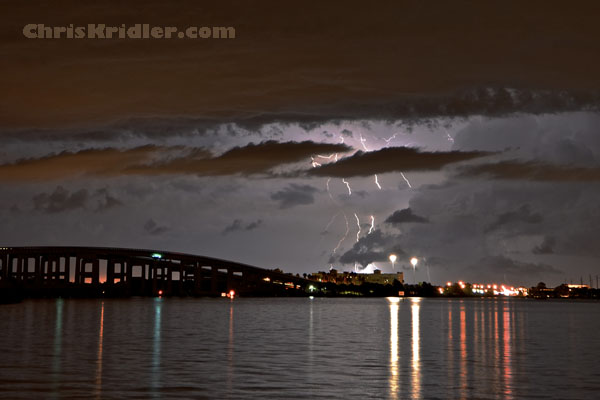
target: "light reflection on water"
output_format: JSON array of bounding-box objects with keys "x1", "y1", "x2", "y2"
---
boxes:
[
  {"x1": 52, "y1": 298, "x2": 63, "y2": 399},
  {"x1": 95, "y1": 301, "x2": 104, "y2": 399},
  {"x1": 152, "y1": 298, "x2": 162, "y2": 398},
  {"x1": 387, "y1": 297, "x2": 399, "y2": 399},
  {"x1": 411, "y1": 298, "x2": 421, "y2": 399},
  {"x1": 1, "y1": 297, "x2": 600, "y2": 399}
]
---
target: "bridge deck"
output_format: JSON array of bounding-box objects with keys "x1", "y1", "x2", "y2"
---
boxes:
[{"x1": 0, "y1": 246, "x2": 315, "y2": 297}]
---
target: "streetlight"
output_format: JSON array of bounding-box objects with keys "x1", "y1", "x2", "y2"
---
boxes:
[
  {"x1": 389, "y1": 254, "x2": 397, "y2": 269},
  {"x1": 410, "y1": 257, "x2": 418, "y2": 283}
]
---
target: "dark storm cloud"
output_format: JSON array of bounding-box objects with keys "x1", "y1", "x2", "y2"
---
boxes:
[
  {"x1": 33, "y1": 186, "x2": 89, "y2": 213},
  {"x1": 143, "y1": 219, "x2": 169, "y2": 236},
  {"x1": 0, "y1": 141, "x2": 350, "y2": 181},
  {"x1": 94, "y1": 189, "x2": 123, "y2": 212},
  {"x1": 270, "y1": 184, "x2": 319, "y2": 209},
  {"x1": 485, "y1": 204, "x2": 542, "y2": 233},
  {"x1": 385, "y1": 208, "x2": 429, "y2": 225},
  {"x1": 533, "y1": 237, "x2": 556, "y2": 255},
  {"x1": 309, "y1": 147, "x2": 495, "y2": 177},
  {"x1": 466, "y1": 256, "x2": 561, "y2": 282},
  {"x1": 31, "y1": 186, "x2": 123, "y2": 214},
  {"x1": 127, "y1": 141, "x2": 350, "y2": 177},
  {"x1": 457, "y1": 160, "x2": 600, "y2": 182},
  {"x1": 3, "y1": 2, "x2": 600, "y2": 130},
  {"x1": 0, "y1": 145, "x2": 171, "y2": 181},
  {"x1": 337, "y1": 230, "x2": 405, "y2": 267},
  {"x1": 222, "y1": 219, "x2": 264, "y2": 235},
  {"x1": 5, "y1": 88, "x2": 599, "y2": 141}
]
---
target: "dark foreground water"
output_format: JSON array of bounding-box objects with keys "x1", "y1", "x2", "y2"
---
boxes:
[{"x1": 1, "y1": 297, "x2": 599, "y2": 399}]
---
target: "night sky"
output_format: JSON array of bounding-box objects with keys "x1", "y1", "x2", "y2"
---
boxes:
[{"x1": 3, "y1": 1, "x2": 600, "y2": 286}]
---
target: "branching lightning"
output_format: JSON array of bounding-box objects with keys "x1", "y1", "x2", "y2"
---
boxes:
[
  {"x1": 359, "y1": 133, "x2": 369, "y2": 151},
  {"x1": 400, "y1": 172, "x2": 412, "y2": 188},
  {"x1": 342, "y1": 179, "x2": 352, "y2": 195},
  {"x1": 316, "y1": 154, "x2": 335, "y2": 160},
  {"x1": 374, "y1": 174, "x2": 382, "y2": 190},
  {"x1": 325, "y1": 178, "x2": 336, "y2": 203},
  {"x1": 323, "y1": 211, "x2": 340, "y2": 233},
  {"x1": 333, "y1": 213, "x2": 350, "y2": 254},
  {"x1": 383, "y1": 133, "x2": 398, "y2": 146},
  {"x1": 444, "y1": 127, "x2": 455, "y2": 143},
  {"x1": 354, "y1": 213, "x2": 361, "y2": 242}
]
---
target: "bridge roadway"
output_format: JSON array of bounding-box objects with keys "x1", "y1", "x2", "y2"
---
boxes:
[{"x1": 0, "y1": 246, "x2": 315, "y2": 297}]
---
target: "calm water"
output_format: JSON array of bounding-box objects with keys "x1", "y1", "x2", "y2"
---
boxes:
[{"x1": 1, "y1": 297, "x2": 599, "y2": 399}]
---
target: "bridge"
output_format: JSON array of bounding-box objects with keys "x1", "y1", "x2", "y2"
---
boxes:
[{"x1": 0, "y1": 246, "x2": 317, "y2": 298}]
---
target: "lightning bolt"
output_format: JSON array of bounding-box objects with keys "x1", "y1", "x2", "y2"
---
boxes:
[
  {"x1": 383, "y1": 133, "x2": 397, "y2": 146},
  {"x1": 342, "y1": 179, "x2": 352, "y2": 195},
  {"x1": 374, "y1": 174, "x2": 382, "y2": 190},
  {"x1": 444, "y1": 127, "x2": 455, "y2": 143},
  {"x1": 333, "y1": 213, "x2": 350, "y2": 254},
  {"x1": 354, "y1": 213, "x2": 361, "y2": 242},
  {"x1": 326, "y1": 178, "x2": 336, "y2": 203},
  {"x1": 317, "y1": 154, "x2": 335, "y2": 160},
  {"x1": 311, "y1": 157, "x2": 321, "y2": 168},
  {"x1": 369, "y1": 215, "x2": 375, "y2": 234},
  {"x1": 359, "y1": 133, "x2": 369, "y2": 151},
  {"x1": 322, "y1": 211, "x2": 340, "y2": 234},
  {"x1": 400, "y1": 172, "x2": 412, "y2": 188}
]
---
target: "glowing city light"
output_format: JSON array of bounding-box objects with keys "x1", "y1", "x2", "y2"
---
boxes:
[
  {"x1": 151, "y1": 253, "x2": 162, "y2": 259},
  {"x1": 389, "y1": 254, "x2": 397, "y2": 268},
  {"x1": 410, "y1": 257, "x2": 418, "y2": 267}
]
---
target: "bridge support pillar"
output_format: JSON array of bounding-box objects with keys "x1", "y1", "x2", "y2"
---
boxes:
[
  {"x1": 211, "y1": 266, "x2": 218, "y2": 294},
  {"x1": 227, "y1": 268, "x2": 233, "y2": 290},
  {"x1": 194, "y1": 263, "x2": 202, "y2": 294}
]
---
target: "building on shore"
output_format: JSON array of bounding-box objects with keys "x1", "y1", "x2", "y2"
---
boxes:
[{"x1": 309, "y1": 269, "x2": 403, "y2": 285}]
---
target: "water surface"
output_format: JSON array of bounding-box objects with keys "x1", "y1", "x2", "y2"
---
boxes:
[{"x1": 1, "y1": 297, "x2": 599, "y2": 399}]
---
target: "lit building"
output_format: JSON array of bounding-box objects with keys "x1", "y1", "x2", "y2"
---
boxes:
[
  {"x1": 361, "y1": 269, "x2": 404, "y2": 285},
  {"x1": 309, "y1": 269, "x2": 403, "y2": 285}
]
